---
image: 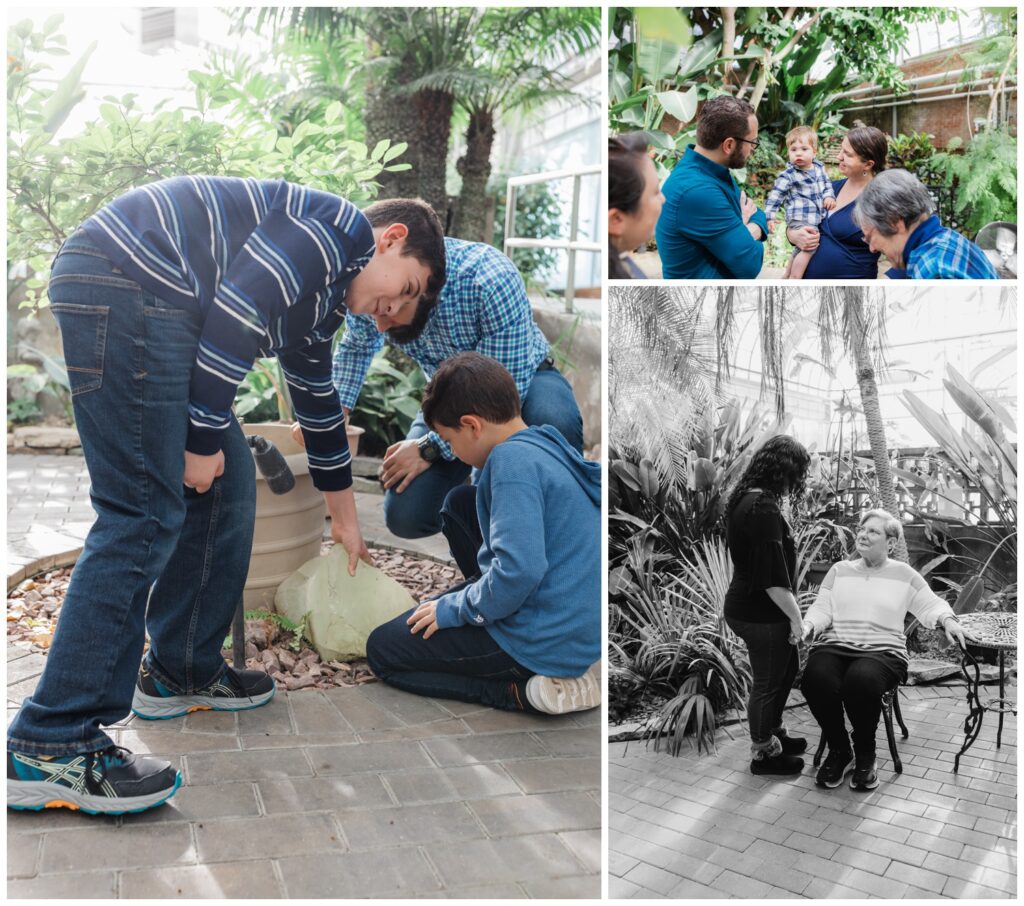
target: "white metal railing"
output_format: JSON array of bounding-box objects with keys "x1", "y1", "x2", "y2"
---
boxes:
[{"x1": 504, "y1": 165, "x2": 601, "y2": 313}]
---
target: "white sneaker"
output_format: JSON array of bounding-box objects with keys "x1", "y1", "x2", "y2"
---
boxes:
[{"x1": 525, "y1": 661, "x2": 601, "y2": 714}]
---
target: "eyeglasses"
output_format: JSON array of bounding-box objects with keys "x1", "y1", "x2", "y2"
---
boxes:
[{"x1": 731, "y1": 137, "x2": 760, "y2": 150}]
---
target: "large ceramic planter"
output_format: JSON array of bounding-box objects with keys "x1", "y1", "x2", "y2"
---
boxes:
[{"x1": 241, "y1": 422, "x2": 364, "y2": 611}]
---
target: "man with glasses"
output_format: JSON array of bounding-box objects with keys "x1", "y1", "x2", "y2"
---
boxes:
[{"x1": 655, "y1": 95, "x2": 769, "y2": 279}]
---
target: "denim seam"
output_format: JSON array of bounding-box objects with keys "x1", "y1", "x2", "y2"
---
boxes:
[{"x1": 186, "y1": 478, "x2": 224, "y2": 692}]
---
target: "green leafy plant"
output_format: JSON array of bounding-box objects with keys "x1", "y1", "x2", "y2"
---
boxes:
[
  {"x1": 234, "y1": 359, "x2": 293, "y2": 424},
  {"x1": 929, "y1": 129, "x2": 1018, "y2": 237},
  {"x1": 349, "y1": 350, "x2": 426, "y2": 454},
  {"x1": 8, "y1": 16, "x2": 409, "y2": 313},
  {"x1": 227, "y1": 608, "x2": 312, "y2": 653},
  {"x1": 887, "y1": 131, "x2": 940, "y2": 182},
  {"x1": 900, "y1": 364, "x2": 1016, "y2": 594}
]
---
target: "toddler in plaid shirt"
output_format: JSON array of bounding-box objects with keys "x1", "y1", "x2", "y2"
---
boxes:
[{"x1": 765, "y1": 126, "x2": 836, "y2": 279}]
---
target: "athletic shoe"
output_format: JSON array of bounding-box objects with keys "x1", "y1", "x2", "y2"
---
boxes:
[
  {"x1": 816, "y1": 748, "x2": 855, "y2": 788},
  {"x1": 850, "y1": 756, "x2": 879, "y2": 791},
  {"x1": 132, "y1": 663, "x2": 275, "y2": 720},
  {"x1": 749, "y1": 752, "x2": 804, "y2": 776},
  {"x1": 778, "y1": 732, "x2": 808, "y2": 756},
  {"x1": 525, "y1": 662, "x2": 600, "y2": 714},
  {"x1": 7, "y1": 747, "x2": 181, "y2": 815}
]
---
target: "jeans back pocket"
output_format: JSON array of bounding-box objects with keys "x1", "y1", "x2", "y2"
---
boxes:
[{"x1": 49, "y1": 304, "x2": 109, "y2": 396}]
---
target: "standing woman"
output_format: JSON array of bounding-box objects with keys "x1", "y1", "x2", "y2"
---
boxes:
[
  {"x1": 724, "y1": 436, "x2": 811, "y2": 775},
  {"x1": 608, "y1": 134, "x2": 664, "y2": 279}
]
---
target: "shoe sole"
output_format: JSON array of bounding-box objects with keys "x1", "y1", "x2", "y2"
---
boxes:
[
  {"x1": 527, "y1": 677, "x2": 600, "y2": 715},
  {"x1": 131, "y1": 686, "x2": 275, "y2": 720},
  {"x1": 7, "y1": 770, "x2": 182, "y2": 815},
  {"x1": 850, "y1": 775, "x2": 879, "y2": 791},
  {"x1": 816, "y1": 757, "x2": 855, "y2": 788}
]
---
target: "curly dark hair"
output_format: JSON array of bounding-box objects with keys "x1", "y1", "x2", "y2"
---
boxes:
[{"x1": 725, "y1": 435, "x2": 811, "y2": 517}]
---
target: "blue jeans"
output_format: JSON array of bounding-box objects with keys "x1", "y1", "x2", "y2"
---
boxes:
[
  {"x1": 7, "y1": 235, "x2": 255, "y2": 756},
  {"x1": 365, "y1": 582, "x2": 538, "y2": 712},
  {"x1": 725, "y1": 617, "x2": 799, "y2": 753},
  {"x1": 439, "y1": 485, "x2": 483, "y2": 580},
  {"x1": 383, "y1": 366, "x2": 584, "y2": 539}
]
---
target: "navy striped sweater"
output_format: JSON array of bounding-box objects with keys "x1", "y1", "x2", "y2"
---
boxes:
[{"x1": 82, "y1": 176, "x2": 375, "y2": 491}]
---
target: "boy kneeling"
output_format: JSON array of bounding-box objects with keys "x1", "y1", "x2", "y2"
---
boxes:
[{"x1": 366, "y1": 352, "x2": 600, "y2": 714}]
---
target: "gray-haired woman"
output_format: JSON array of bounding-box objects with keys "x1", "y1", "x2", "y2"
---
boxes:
[
  {"x1": 853, "y1": 169, "x2": 998, "y2": 279},
  {"x1": 800, "y1": 510, "x2": 968, "y2": 790}
]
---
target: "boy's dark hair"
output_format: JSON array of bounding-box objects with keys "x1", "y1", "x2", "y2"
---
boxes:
[
  {"x1": 696, "y1": 95, "x2": 756, "y2": 150},
  {"x1": 421, "y1": 352, "x2": 521, "y2": 430},
  {"x1": 362, "y1": 197, "x2": 447, "y2": 299}
]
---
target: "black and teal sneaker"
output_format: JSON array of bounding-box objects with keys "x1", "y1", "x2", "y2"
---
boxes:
[
  {"x1": 7, "y1": 747, "x2": 181, "y2": 815},
  {"x1": 850, "y1": 755, "x2": 879, "y2": 791},
  {"x1": 131, "y1": 664, "x2": 276, "y2": 720}
]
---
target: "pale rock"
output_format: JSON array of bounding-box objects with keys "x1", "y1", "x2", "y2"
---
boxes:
[{"x1": 275, "y1": 545, "x2": 416, "y2": 661}]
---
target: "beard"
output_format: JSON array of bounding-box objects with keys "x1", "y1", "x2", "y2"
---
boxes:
[
  {"x1": 386, "y1": 296, "x2": 437, "y2": 345},
  {"x1": 725, "y1": 145, "x2": 748, "y2": 170}
]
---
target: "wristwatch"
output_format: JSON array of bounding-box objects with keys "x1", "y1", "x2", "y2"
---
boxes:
[{"x1": 417, "y1": 436, "x2": 441, "y2": 463}]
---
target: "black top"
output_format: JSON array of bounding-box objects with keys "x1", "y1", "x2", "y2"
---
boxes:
[
  {"x1": 802, "y1": 179, "x2": 881, "y2": 280},
  {"x1": 724, "y1": 490, "x2": 797, "y2": 623}
]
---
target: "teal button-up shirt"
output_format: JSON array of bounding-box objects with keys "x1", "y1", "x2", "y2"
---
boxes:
[{"x1": 655, "y1": 145, "x2": 768, "y2": 279}]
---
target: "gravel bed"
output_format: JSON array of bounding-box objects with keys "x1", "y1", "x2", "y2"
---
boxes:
[{"x1": 7, "y1": 543, "x2": 462, "y2": 692}]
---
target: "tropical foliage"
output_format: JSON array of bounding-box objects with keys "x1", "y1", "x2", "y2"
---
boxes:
[
  {"x1": 608, "y1": 7, "x2": 950, "y2": 172},
  {"x1": 609, "y1": 286, "x2": 1017, "y2": 754}
]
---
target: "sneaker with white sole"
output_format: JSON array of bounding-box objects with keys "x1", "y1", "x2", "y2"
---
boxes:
[
  {"x1": 525, "y1": 662, "x2": 601, "y2": 714},
  {"x1": 7, "y1": 746, "x2": 181, "y2": 815},
  {"x1": 132, "y1": 663, "x2": 275, "y2": 720}
]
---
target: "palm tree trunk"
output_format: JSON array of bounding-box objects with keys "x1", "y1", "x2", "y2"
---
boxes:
[
  {"x1": 452, "y1": 109, "x2": 496, "y2": 242},
  {"x1": 412, "y1": 88, "x2": 455, "y2": 223},
  {"x1": 847, "y1": 297, "x2": 908, "y2": 562},
  {"x1": 364, "y1": 66, "x2": 419, "y2": 199}
]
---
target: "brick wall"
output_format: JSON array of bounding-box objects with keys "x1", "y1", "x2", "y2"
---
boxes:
[{"x1": 840, "y1": 42, "x2": 1017, "y2": 147}]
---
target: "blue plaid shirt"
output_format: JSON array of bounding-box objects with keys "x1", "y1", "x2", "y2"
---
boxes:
[
  {"x1": 764, "y1": 160, "x2": 835, "y2": 228},
  {"x1": 332, "y1": 238, "x2": 550, "y2": 459},
  {"x1": 901, "y1": 215, "x2": 999, "y2": 280}
]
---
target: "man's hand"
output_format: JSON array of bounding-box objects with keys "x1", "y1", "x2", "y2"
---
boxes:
[
  {"x1": 767, "y1": 219, "x2": 776, "y2": 234},
  {"x1": 184, "y1": 450, "x2": 224, "y2": 494},
  {"x1": 823, "y1": 197, "x2": 837, "y2": 211},
  {"x1": 323, "y1": 488, "x2": 374, "y2": 576},
  {"x1": 740, "y1": 191, "x2": 757, "y2": 225},
  {"x1": 408, "y1": 601, "x2": 440, "y2": 639},
  {"x1": 381, "y1": 439, "x2": 432, "y2": 493},
  {"x1": 788, "y1": 225, "x2": 820, "y2": 252}
]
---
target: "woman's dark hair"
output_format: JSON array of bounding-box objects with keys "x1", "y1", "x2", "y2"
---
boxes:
[
  {"x1": 846, "y1": 126, "x2": 888, "y2": 175},
  {"x1": 609, "y1": 133, "x2": 651, "y2": 279},
  {"x1": 725, "y1": 435, "x2": 811, "y2": 517}
]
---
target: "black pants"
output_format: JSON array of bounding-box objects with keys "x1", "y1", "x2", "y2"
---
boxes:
[
  {"x1": 725, "y1": 617, "x2": 799, "y2": 752},
  {"x1": 801, "y1": 649, "x2": 903, "y2": 759}
]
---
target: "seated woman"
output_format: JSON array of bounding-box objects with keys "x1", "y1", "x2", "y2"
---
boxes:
[
  {"x1": 800, "y1": 510, "x2": 967, "y2": 791},
  {"x1": 608, "y1": 133, "x2": 664, "y2": 279},
  {"x1": 797, "y1": 126, "x2": 887, "y2": 280}
]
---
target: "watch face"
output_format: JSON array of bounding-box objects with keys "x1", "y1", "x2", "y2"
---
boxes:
[{"x1": 418, "y1": 438, "x2": 439, "y2": 462}]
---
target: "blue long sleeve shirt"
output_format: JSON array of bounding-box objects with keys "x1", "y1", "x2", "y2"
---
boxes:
[
  {"x1": 655, "y1": 145, "x2": 769, "y2": 279},
  {"x1": 82, "y1": 176, "x2": 375, "y2": 491},
  {"x1": 433, "y1": 426, "x2": 601, "y2": 676},
  {"x1": 332, "y1": 238, "x2": 550, "y2": 460}
]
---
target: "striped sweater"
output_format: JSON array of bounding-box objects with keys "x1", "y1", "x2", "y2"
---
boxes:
[
  {"x1": 82, "y1": 176, "x2": 375, "y2": 491},
  {"x1": 805, "y1": 559, "x2": 955, "y2": 662}
]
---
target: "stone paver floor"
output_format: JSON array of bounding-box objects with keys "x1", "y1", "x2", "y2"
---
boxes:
[
  {"x1": 8, "y1": 645, "x2": 600, "y2": 898},
  {"x1": 7, "y1": 453, "x2": 599, "y2": 898},
  {"x1": 611, "y1": 685, "x2": 1016, "y2": 899}
]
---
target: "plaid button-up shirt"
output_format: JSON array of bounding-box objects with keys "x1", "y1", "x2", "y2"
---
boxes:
[
  {"x1": 332, "y1": 237, "x2": 550, "y2": 459},
  {"x1": 904, "y1": 216, "x2": 1000, "y2": 280},
  {"x1": 764, "y1": 160, "x2": 835, "y2": 228}
]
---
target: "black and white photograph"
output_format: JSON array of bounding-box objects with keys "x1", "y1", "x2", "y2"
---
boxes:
[{"x1": 608, "y1": 286, "x2": 1017, "y2": 899}]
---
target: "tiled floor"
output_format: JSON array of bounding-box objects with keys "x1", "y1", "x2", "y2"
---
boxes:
[{"x1": 610, "y1": 685, "x2": 1016, "y2": 899}]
